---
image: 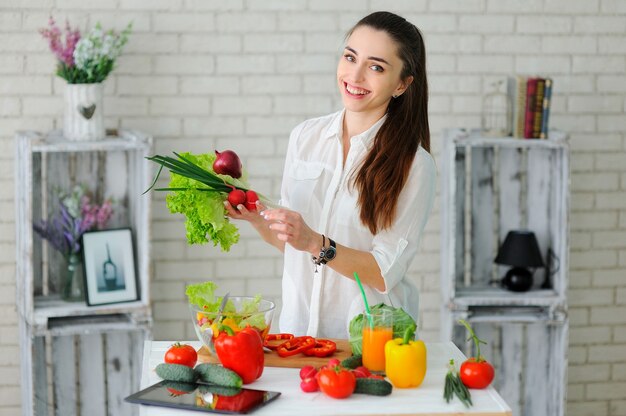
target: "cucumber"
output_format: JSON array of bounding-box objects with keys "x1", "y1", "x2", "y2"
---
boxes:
[
  {"x1": 354, "y1": 378, "x2": 393, "y2": 396},
  {"x1": 194, "y1": 363, "x2": 243, "y2": 388},
  {"x1": 341, "y1": 355, "x2": 362, "y2": 369},
  {"x1": 162, "y1": 380, "x2": 198, "y2": 394},
  {"x1": 197, "y1": 384, "x2": 242, "y2": 397},
  {"x1": 155, "y1": 363, "x2": 197, "y2": 383}
]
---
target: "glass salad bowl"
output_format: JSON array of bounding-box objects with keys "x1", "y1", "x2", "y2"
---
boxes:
[{"x1": 190, "y1": 296, "x2": 275, "y2": 356}]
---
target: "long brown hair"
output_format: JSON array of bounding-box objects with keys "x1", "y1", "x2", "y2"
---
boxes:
[{"x1": 348, "y1": 11, "x2": 430, "y2": 234}]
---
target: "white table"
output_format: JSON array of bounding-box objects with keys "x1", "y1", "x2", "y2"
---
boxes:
[{"x1": 138, "y1": 340, "x2": 511, "y2": 416}]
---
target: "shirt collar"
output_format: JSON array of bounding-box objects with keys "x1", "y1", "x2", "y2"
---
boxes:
[
  {"x1": 322, "y1": 110, "x2": 344, "y2": 141},
  {"x1": 323, "y1": 109, "x2": 388, "y2": 147}
]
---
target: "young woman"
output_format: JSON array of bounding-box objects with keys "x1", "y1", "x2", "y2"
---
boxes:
[{"x1": 225, "y1": 11, "x2": 436, "y2": 339}]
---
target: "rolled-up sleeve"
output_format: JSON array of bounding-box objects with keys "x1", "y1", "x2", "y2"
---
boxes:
[{"x1": 371, "y1": 149, "x2": 437, "y2": 294}]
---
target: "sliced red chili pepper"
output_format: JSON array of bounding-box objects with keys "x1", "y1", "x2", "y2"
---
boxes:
[
  {"x1": 303, "y1": 339, "x2": 337, "y2": 358},
  {"x1": 276, "y1": 336, "x2": 315, "y2": 358}
]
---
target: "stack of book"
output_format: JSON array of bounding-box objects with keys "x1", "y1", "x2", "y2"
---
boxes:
[{"x1": 507, "y1": 76, "x2": 553, "y2": 139}]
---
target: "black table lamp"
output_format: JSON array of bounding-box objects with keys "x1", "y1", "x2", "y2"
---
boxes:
[{"x1": 494, "y1": 230, "x2": 545, "y2": 292}]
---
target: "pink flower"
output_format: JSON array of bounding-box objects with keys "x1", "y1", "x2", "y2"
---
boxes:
[
  {"x1": 81, "y1": 213, "x2": 96, "y2": 231},
  {"x1": 96, "y1": 200, "x2": 113, "y2": 229},
  {"x1": 40, "y1": 17, "x2": 81, "y2": 67},
  {"x1": 62, "y1": 20, "x2": 81, "y2": 66}
]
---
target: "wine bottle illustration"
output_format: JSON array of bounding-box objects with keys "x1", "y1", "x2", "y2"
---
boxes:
[{"x1": 103, "y1": 243, "x2": 118, "y2": 290}]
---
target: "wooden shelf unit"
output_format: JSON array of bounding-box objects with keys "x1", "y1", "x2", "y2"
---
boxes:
[
  {"x1": 440, "y1": 129, "x2": 569, "y2": 416},
  {"x1": 15, "y1": 130, "x2": 153, "y2": 416}
]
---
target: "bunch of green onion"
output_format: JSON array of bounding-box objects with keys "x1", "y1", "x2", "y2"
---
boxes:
[{"x1": 143, "y1": 152, "x2": 248, "y2": 195}]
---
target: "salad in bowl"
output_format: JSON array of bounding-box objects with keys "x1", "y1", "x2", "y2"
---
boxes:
[{"x1": 187, "y1": 282, "x2": 275, "y2": 355}]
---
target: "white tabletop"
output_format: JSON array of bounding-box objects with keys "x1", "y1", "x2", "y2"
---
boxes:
[{"x1": 138, "y1": 340, "x2": 511, "y2": 416}]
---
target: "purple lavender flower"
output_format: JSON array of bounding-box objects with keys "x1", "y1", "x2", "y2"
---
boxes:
[
  {"x1": 33, "y1": 188, "x2": 114, "y2": 258},
  {"x1": 33, "y1": 217, "x2": 68, "y2": 254}
]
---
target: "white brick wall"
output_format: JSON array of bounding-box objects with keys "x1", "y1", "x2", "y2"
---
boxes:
[{"x1": 1, "y1": 0, "x2": 625, "y2": 415}]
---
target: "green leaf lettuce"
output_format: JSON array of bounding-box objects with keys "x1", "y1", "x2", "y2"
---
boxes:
[
  {"x1": 186, "y1": 281, "x2": 220, "y2": 312},
  {"x1": 164, "y1": 152, "x2": 242, "y2": 251}
]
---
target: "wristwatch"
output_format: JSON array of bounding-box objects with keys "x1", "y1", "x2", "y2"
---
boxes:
[
  {"x1": 318, "y1": 237, "x2": 337, "y2": 265},
  {"x1": 312, "y1": 235, "x2": 337, "y2": 270}
]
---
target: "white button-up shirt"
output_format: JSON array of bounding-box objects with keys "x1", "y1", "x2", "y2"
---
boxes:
[{"x1": 278, "y1": 110, "x2": 436, "y2": 339}]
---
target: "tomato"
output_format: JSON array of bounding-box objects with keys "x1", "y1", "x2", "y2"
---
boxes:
[
  {"x1": 167, "y1": 387, "x2": 191, "y2": 396},
  {"x1": 164, "y1": 343, "x2": 198, "y2": 368},
  {"x1": 163, "y1": 381, "x2": 195, "y2": 397},
  {"x1": 316, "y1": 366, "x2": 356, "y2": 399},
  {"x1": 460, "y1": 357, "x2": 495, "y2": 389}
]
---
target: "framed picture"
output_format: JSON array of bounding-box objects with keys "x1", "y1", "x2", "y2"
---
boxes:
[{"x1": 82, "y1": 228, "x2": 139, "y2": 306}]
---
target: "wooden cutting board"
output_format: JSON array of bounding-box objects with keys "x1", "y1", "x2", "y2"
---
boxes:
[{"x1": 197, "y1": 338, "x2": 353, "y2": 368}]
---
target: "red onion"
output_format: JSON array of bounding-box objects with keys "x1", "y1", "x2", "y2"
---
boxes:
[{"x1": 213, "y1": 150, "x2": 242, "y2": 179}]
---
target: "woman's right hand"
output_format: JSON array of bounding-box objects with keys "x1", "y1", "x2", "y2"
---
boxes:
[{"x1": 223, "y1": 200, "x2": 266, "y2": 226}]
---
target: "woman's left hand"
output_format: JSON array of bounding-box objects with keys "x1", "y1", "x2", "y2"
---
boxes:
[{"x1": 261, "y1": 208, "x2": 319, "y2": 255}]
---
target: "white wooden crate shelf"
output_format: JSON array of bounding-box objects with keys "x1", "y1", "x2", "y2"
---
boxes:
[
  {"x1": 45, "y1": 313, "x2": 150, "y2": 337},
  {"x1": 448, "y1": 129, "x2": 567, "y2": 147},
  {"x1": 15, "y1": 130, "x2": 154, "y2": 416},
  {"x1": 452, "y1": 288, "x2": 559, "y2": 308},
  {"x1": 440, "y1": 129, "x2": 569, "y2": 416},
  {"x1": 27, "y1": 129, "x2": 150, "y2": 152},
  {"x1": 33, "y1": 296, "x2": 149, "y2": 334}
]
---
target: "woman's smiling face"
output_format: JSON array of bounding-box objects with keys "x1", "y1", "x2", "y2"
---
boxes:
[{"x1": 337, "y1": 25, "x2": 409, "y2": 116}]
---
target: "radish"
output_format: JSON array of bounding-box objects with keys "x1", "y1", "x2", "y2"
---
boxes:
[
  {"x1": 300, "y1": 377, "x2": 319, "y2": 393},
  {"x1": 300, "y1": 365, "x2": 318, "y2": 380},
  {"x1": 244, "y1": 190, "x2": 259, "y2": 211},
  {"x1": 227, "y1": 189, "x2": 246, "y2": 207}
]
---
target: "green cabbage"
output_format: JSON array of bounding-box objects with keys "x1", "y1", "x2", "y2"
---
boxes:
[{"x1": 348, "y1": 303, "x2": 418, "y2": 355}]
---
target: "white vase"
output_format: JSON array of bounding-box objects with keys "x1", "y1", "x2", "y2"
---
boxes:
[{"x1": 63, "y1": 83, "x2": 106, "y2": 141}]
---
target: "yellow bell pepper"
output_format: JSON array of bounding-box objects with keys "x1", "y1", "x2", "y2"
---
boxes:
[
  {"x1": 210, "y1": 317, "x2": 241, "y2": 339},
  {"x1": 221, "y1": 317, "x2": 241, "y2": 333},
  {"x1": 384, "y1": 324, "x2": 427, "y2": 388}
]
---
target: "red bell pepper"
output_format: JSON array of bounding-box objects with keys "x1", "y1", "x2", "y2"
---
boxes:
[
  {"x1": 276, "y1": 336, "x2": 315, "y2": 357},
  {"x1": 263, "y1": 333, "x2": 294, "y2": 350},
  {"x1": 213, "y1": 389, "x2": 265, "y2": 412},
  {"x1": 266, "y1": 333, "x2": 294, "y2": 341},
  {"x1": 214, "y1": 326, "x2": 264, "y2": 384},
  {"x1": 303, "y1": 339, "x2": 337, "y2": 357}
]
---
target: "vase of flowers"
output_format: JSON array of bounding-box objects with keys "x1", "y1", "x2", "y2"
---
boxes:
[
  {"x1": 40, "y1": 18, "x2": 131, "y2": 141},
  {"x1": 33, "y1": 185, "x2": 113, "y2": 302},
  {"x1": 63, "y1": 83, "x2": 105, "y2": 141}
]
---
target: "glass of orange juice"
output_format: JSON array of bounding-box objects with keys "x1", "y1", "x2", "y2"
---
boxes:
[{"x1": 362, "y1": 309, "x2": 393, "y2": 372}]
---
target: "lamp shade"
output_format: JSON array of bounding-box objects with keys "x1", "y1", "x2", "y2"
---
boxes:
[{"x1": 494, "y1": 230, "x2": 545, "y2": 268}]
